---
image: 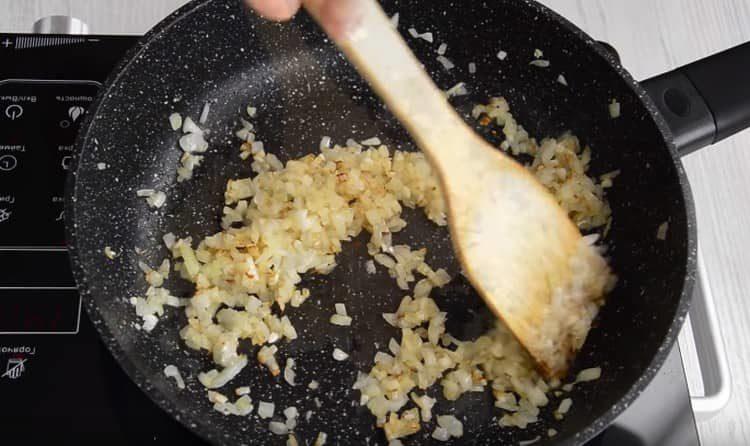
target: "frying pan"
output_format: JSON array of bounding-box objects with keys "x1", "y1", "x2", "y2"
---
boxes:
[{"x1": 65, "y1": 0, "x2": 750, "y2": 444}]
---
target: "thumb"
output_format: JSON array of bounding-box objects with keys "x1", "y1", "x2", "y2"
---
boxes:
[{"x1": 247, "y1": 0, "x2": 302, "y2": 21}]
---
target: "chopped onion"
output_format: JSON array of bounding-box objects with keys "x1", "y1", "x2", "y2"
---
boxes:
[
  {"x1": 468, "y1": 62, "x2": 476, "y2": 74},
  {"x1": 361, "y1": 137, "x2": 382, "y2": 146},
  {"x1": 365, "y1": 260, "x2": 376, "y2": 274},
  {"x1": 445, "y1": 82, "x2": 468, "y2": 98},
  {"x1": 247, "y1": 105, "x2": 257, "y2": 117},
  {"x1": 207, "y1": 390, "x2": 228, "y2": 404},
  {"x1": 313, "y1": 432, "x2": 328, "y2": 446},
  {"x1": 320, "y1": 136, "x2": 332, "y2": 150},
  {"x1": 146, "y1": 191, "x2": 167, "y2": 209},
  {"x1": 432, "y1": 427, "x2": 450, "y2": 442},
  {"x1": 258, "y1": 401, "x2": 275, "y2": 419},
  {"x1": 330, "y1": 314, "x2": 353, "y2": 326},
  {"x1": 335, "y1": 303, "x2": 347, "y2": 315},
  {"x1": 497, "y1": 50, "x2": 508, "y2": 60},
  {"x1": 269, "y1": 421, "x2": 289, "y2": 435},
  {"x1": 308, "y1": 380, "x2": 319, "y2": 390},
  {"x1": 529, "y1": 59, "x2": 551, "y2": 68},
  {"x1": 548, "y1": 428, "x2": 558, "y2": 437},
  {"x1": 199, "y1": 102, "x2": 211, "y2": 124},
  {"x1": 179, "y1": 132, "x2": 209, "y2": 153},
  {"x1": 284, "y1": 358, "x2": 297, "y2": 386},
  {"x1": 96, "y1": 162, "x2": 107, "y2": 170},
  {"x1": 164, "y1": 365, "x2": 185, "y2": 389},
  {"x1": 657, "y1": 222, "x2": 669, "y2": 240},
  {"x1": 162, "y1": 232, "x2": 176, "y2": 249},
  {"x1": 103, "y1": 246, "x2": 117, "y2": 260},
  {"x1": 332, "y1": 348, "x2": 349, "y2": 361},
  {"x1": 437, "y1": 43, "x2": 447, "y2": 55},
  {"x1": 169, "y1": 113, "x2": 183, "y2": 131},
  {"x1": 287, "y1": 434, "x2": 299, "y2": 446},
  {"x1": 436, "y1": 55, "x2": 454, "y2": 71},
  {"x1": 136, "y1": 189, "x2": 155, "y2": 197},
  {"x1": 284, "y1": 406, "x2": 299, "y2": 430},
  {"x1": 534, "y1": 48, "x2": 544, "y2": 58},
  {"x1": 576, "y1": 367, "x2": 602, "y2": 382},
  {"x1": 609, "y1": 99, "x2": 621, "y2": 118},
  {"x1": 437, "y1": 415, "x2": 463, "y2": 437},
  {"x1": 557, "y1": 74, "x2": 568, "y2": 86},
  {"x1": 182, "y1": 116, "x2": 202, "y2": 134},
  {"x1": 235, "y1": 386, "x2": 250, "y2": 396}
]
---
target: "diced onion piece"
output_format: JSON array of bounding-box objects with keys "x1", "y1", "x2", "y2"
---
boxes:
[
  {"x1": 361, "y1": 137, "x2": 382, "y2": 146},
  {"x1": 247, "y1": 105, "x2": 257, "y2": 117},
  {"x1": 437, "y1": 55, "x2": 454, "y2": 71},
  {"x1": 146, "y1": 191, "x2": 167, "y2": 208},
  {"x1": 284, "y1": 406, "x2": 299, "y2": 430},
  {"x1": 103, "y1": 246, "x2": 117, "y2": 259},
  {"x1": 136, "y1": 189, "x2": 155, "y2": 197},
  {"x1": 269, "y1": 421, "x2": 289, "y2": 435},
  {"x1": 162, "y1": 232, "x2": 176, "y2": 249},
  {"x1": 534, "y1": 48, "x2": 544, "y2": 58},
  {"x1": 207, "y1": 390, "x2": 228, "y2": 404},
  {"x1": 284, "y1": 358, "x2": 297, "y2": 386},
  {"x1": 332, "y1": 348, "x2": 349, "y2": 361},
  {"x1": 164, "y1": 365, "x2": 185, "y2": 389},
  {"x1": 557, "y1": 74, "x2": 568, "y2": 86},
  {"x1": 258, "y1": 401, "x2": 275, "y2": 419},
  {"x1": 497, "y1": 50, "x2": 508, "y2": 60},
  {"x1": 576, "y1": 367, "x2": 602, "y2": 383},
  {"x1": 330, "y1": 314, "x2": 353, "y2": 326},
  {"x1": 609, "y1": 99, "x2": 621, "y2": 118},
  {"x1": 657, "y1": 222, "x2": 669, "y2": 241},
  {"x1": 96, "y1": 162, "x2": 107, "y2": 170},
  {"x1": 199, "y1": 102, "x2": 211, "y2": 124},
  {"x1": 320, "y1": 136, "x2": 332, "y2": 150},
  {"x1": 335, "y1": 303, "x2": 347, "y2": 316},
  {"x1": 182, "y1": 116, "x2": 202, "y2": 134},
  {"x1": 529, "y1": 59, "x2": 551, "y2": 68},
  {"x1": 308, "y1": 380, "x2": 319, "y2": 390},
  {"x1": 235, "y1": 386, "x2": 250, "y2": 396},
  {"x1": 287, "y1": 434, "x2": 299, "y2": 446},
  {"x1": 313, "y1": 432, "x2": 328, "y2": 446},
  {"x1": 468, "y1": 62, "x2": 476, "y2": 74},
  {"x1": 169, "y1": 113, "x2": 183, "y2": 130},
  {"x1": 432, "y1": 427, "x2": 450, "y2": 442},
  {"x1": 437, "y1": 43, "x2": 447, "y2": 55},
  {"x1": 365, "y1": 260, "x2": 376, "y2": 274},
  {"x1": 437, "y1": 415, "x2": 463, "y2": 438}
]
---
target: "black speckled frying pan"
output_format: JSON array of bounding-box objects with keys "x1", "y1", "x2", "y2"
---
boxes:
[{"x1": 65, "y1": 0, "x2": 750, "y2": 444}]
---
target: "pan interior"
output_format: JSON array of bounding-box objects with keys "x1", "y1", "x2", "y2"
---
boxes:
[{"x1": 69, "y1": 0, "x2": 692, "y2": 444}]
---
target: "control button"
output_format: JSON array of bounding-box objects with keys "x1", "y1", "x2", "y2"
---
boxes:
[
  {"x1": 68, "y1": 105, "x2": 85, "y2": 122},
  {"x1": 4, "y1": 104, "x2": 23, "y2": 120},
  {"x1": 0, "y1": 208, "x2": 11, "y2": 224},
  {"x1": 61, "y1": 156, "x2": 72, "y2": 170},
  {"x1": 1, "y1": 38, "x2": 12, "y2": 48},
  {"x1": 0, "y1": 154, "x2": 18, "y2": 171}
]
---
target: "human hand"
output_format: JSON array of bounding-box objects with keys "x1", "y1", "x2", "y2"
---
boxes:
[{"x1": 246, "y1": 0, "x2": 356, "y2": 40}]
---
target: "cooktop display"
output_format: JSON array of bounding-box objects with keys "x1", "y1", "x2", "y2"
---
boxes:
[{"x1": 0, "y1": 33, "x2": 699, "y2": 445}]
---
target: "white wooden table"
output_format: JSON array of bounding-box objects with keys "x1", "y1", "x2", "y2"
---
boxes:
[{"x1": 1, "y1": 1, "x2": 748, "y2": 444}]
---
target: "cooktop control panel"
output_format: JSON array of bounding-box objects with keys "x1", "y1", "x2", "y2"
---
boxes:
[{"x1": 0, "y1": 34, "x2": 136, "y2": 334}]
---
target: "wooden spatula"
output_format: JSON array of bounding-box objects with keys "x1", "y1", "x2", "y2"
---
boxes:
[{"x1": 304, "y1": 0, "x2": 614, "y2": 378}]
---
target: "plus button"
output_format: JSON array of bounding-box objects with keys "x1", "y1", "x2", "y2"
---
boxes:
[{"x1": 1, "y1": 38, "x2": 12, "y2": 48}]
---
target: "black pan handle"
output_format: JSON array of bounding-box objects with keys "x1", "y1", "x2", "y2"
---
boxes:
[{"x1": 642, "y1": 42, "x2": 750, "y2": 156}]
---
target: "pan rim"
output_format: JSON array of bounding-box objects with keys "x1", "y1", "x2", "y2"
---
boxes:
[{"x1": 64, "y1": 0, "x2": 698, "y2": 444}]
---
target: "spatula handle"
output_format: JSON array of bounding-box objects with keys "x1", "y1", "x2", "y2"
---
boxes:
[{"x1": 304, "y1": 0, "x2": 471, "y2": 167}]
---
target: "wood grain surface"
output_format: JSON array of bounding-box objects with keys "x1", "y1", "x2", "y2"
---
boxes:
[{"x1": 1, "y1": 0, "x2": 748, "y2": 444}]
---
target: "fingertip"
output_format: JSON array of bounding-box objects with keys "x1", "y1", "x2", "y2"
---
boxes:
[{"x1": 247, "y1": 0, "x2": 301, "y2": 22}]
